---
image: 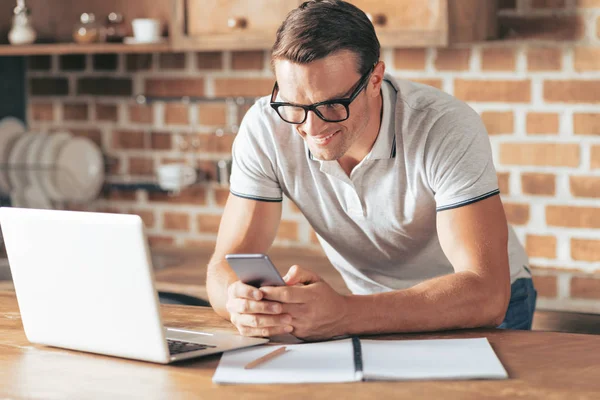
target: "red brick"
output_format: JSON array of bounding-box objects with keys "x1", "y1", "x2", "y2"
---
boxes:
[
  {"x1": 454, "y1": 80, "x2": 531, "y2": 103},
  {"x1": 164, "y1": 104, "x2": 189, "y2": 125},
  {"x1": 526, "y1": 235, "x2": 557, "y2": 258},
  {"x1": 481, "y1": 48, "x2": 516, "y2": 71},
  {"x1": 112, "y1": 130, "x2": 146, "y2": 150},
  {"x1": 393, "y1": 48, "x2": 426, "y2": 70},
  {"x1": 526, "y1": 112, "x2": 559, "y2": 135},
  {"x1": 126, "y1": 53, "x2": 152, "y2": 72},
  {"x1": 571, "y1": 277, "x2": 600, "y2": 299},
  {"x1": 497, "y1": 172, "x2": 510, "y2": 195},
  {"x1": 573, "y1": 113, "x2": 600, "y2": 135},
  {"x1": 93, "y1": 54, "x2": 118, "y2": 71},
  {"x1": 544, "y1": 80, "x2": 600, "y2": 103},
  {"x1": 198, "y1": 102, "x2": 228, "y2": 126},
  {"x1": 503, "y1": 203, "x2": 530, "y2": 225},
  {"x1": 481, "y1": 111, "x2": 514, "y2": 135},
  {"x1": 148, "y1": 235, "x2": 175, "y2": 248},
  {"x1": 60, "y1": 54, "x2": 85, "y2": 71},
  {"x1": 592, "y1": 145, "x2": 600, "y2": 169},
  {"x1": 77, "y1": 78, "x2": 132, "y2": 96},
  {"x1": 163, "y1": 212, "x2": 190, "y2": 231},
  {"x1": 148, "y1": 187, "x2": 207, "y2": 205},
  {"x1": 570, "y1": 176, "x2": 600, "y2": 198},
  {"x1": 572, "y1": 238, "x2": 600, "y2": 261},
  {"x1": 128, "y1": 105, "x2": 153, "y2": 124},
  {"x1": 197, "y1": 214, "x2": 222, "y2": 233},
  {"x1": 159, "y1": 53, "x2": 186, "y2": 70},
  {"x1": 30, "y1": 78, "x2": 69, "y2": 96},
  {"x1": 527, "y1": 47, "x2": 562, "y2": 71},
  {"x1": 276, "y1": 220, "x2": 299, "y2": 241},
  {"x1": 499, "y1": 143, "x2": 580, "y2": 167},
  {"x1": 574, "y1": 47, "x2": 600, "y2": 71},
  {"x1": 28, "y1": 55, "x2": 51, "y2": 70},
  {"x1": 96, "y1": 104, "x2": 118, "y2": 122},
  {"x1": 215, "y1": 188, "x2": 230, "y2": 206},
  {"x1": 232, "y1": 51, "x2": 264, "y2": 70},
  {"x1": 521, "y1": 173, "x2": 556, "y2": 196},
  {"x1": 128, "y1": 157, "x2": 154, "y2": 175},
  {"x1": 63, "y1": 103, "x2": 88, "y2": 121},
  {"x1": 434, "y1": 49, "x2": 471, "y2": 71},
  {"x1": 151, "y1": 132, "x2": 172, "y2": 150},
  {"x1": 30, "y1": 103, "x2": 54, "y2": 121},
  {"x1": 546, "y1": 206, "x2": 600, "y2": 228},
  {"x1": 196, "y1": 52, "x2": 223, "y2": 70},
  {"x1": 214, "y1": 78, "x2": 274, "y2": 97},
  {"x1": 531, "y1": 275, "x2": 557, "y2": 298},
  {"x1": 145, "y1": 78, "x2": 205, "y2": 97}
]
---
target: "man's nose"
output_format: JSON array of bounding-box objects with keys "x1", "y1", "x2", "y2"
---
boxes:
[{"x1": 301, "y1": 109, "x2": 328, "y2": 135}]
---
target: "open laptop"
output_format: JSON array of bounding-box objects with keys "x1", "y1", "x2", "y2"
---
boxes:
[{"x1": 0, "y1": 207, "x2": 268, "y2": 363}]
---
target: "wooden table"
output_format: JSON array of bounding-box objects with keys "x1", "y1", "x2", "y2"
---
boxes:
[{"x1": 2, "y1": 291, "x2": 600, "y2": 399}]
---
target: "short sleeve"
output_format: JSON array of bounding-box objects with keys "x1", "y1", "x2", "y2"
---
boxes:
[
  {"x1": 229, "y1": 103, "x2": 283, "y2": 202},
  {"x1": 424, "y1": 106, "x2": 499, "y2": 212}
]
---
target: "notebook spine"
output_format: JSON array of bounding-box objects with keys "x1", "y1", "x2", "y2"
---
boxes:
[{"x1": 351, "y1": 336, "x2": 364, "y2": 381}]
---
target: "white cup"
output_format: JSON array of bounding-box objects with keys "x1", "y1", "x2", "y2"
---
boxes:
[
  {"x1": 156, "y1": 164, "x2": 197, "y2": 192},
  {"x1": 131, "y1": 18, "x2": 162, "y2": 43}
]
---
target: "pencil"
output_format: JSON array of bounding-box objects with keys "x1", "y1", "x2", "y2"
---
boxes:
[{"x1": 244, "y1": 346, "x2": 287, "y2": 369}]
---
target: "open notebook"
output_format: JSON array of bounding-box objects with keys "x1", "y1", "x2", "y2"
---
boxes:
[{"x1": 213, "y1": 337, "x2": 508, "y2": 384}]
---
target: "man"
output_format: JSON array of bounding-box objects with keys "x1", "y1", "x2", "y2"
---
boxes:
[{"x1": 206, "y1": 0, "x2": 537, "y2": 341}]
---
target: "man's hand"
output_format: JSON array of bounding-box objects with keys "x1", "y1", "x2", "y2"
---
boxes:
[
  {"x1": 260, "y1": 265, "x2": 350, "y2": 341},
  {"x1": 226, "y1": 281, "x2": 293, "y2": 337}
]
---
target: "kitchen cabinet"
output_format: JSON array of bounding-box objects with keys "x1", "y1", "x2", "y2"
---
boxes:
[
  {"x1": 173, "y1": 0, "x2": 301, "y2": 51},
  {"x1": 0, "y1": 0, "x2": 497, "y2": 56},
  {"x1": 173, "y1": 0, "x2": 497, "y2": 51}
]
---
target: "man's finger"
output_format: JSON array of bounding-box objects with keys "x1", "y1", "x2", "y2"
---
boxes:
[
  {"x1": 260, "y1": 285, "x2": 310, "y2": 303},
  {"x1": 237, "y1": 324, "x2": 294, "y2": 338},
  {"x1": 235, "y1": 313, "x2": 292, "y2": 328},
  {"x1": 226, "y1": 298, "x2": 283, "y2": 314},
  {"x1": 229, "y1": 280, "x2": 263, "y2": 300},
  {"x1": 283, "y1": 265, "x2": 322, "y2": 286}
]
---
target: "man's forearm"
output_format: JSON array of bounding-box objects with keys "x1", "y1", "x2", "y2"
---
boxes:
[
  {"x1": 206, "y1": 259, "x2": 237, "y2": 320},
  {"x1": 342, "y1": 271, "x2": 509, "y2": 335}
]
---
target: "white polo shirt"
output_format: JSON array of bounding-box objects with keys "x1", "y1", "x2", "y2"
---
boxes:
[{"x1": 230, "y1": 75, "x2": 530, "y2": 294}]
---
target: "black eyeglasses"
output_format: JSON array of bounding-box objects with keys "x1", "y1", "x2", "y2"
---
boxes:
[{"x1": 269, "y1": 65, "x2": 375, "y2": 124}]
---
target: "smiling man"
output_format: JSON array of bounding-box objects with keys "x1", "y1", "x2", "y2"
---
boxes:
[{"x1": 206, "y1": 0, "x2": 537, "y2": 341}]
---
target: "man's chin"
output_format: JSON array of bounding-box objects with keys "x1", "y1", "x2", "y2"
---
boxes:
[{"x1": 309, "y1": 149, "x2": 339, "y2": 161}]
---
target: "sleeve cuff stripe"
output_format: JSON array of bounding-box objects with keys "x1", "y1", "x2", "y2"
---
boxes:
[
  {"x1": 230, "y1": 190, "x2": 283, "y2": 203},
  {"x1": 436, "y1": 189, "x2": 500, "y2": 212}
]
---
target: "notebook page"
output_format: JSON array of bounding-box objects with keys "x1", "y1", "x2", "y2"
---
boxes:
[
  {"x1": 213, "y1": 339, "x2": 357, "y2": 384},
  {"x1": 361, "y1": 337, "x2": 508, "y2": 381}
]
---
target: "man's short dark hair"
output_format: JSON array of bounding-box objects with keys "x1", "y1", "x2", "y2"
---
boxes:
[{"x1": 271, "y1": 0, "x2": 380, "y2": 75}]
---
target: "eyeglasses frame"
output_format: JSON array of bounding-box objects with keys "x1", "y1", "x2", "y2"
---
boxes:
[{"x1": 269, "y1": 64, "x2": 376, "y2": 125}]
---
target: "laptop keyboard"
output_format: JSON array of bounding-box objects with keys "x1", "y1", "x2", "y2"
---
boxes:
[{"x1": 167, "y1": 339, "x2": 216, "y2": 355}]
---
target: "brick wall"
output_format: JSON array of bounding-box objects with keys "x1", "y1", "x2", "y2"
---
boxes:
[{"x1": 27, "y1": 0, "x2": 600, "y2": 312}]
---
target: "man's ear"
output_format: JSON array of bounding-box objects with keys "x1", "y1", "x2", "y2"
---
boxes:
[{"x1": 369, "y1": 61, "x2": 386, "y2": 97}]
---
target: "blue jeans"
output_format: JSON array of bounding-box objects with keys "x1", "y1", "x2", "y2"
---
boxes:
[{"x1": 498, "y1": 277, "x2": 537, "y2": 330}]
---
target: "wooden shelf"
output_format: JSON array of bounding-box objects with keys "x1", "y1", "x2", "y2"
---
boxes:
[{"x1": 0, "y1": 42, "x2": 172, "y2": 56}]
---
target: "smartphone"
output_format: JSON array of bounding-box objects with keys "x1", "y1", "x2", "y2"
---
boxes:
[{"x1": 225, "y1": 253, "x2": 286, "y2": 288}]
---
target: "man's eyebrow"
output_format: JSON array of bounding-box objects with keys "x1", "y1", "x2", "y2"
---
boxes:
[{"x1": 278, "y1": 86, "x2": 353, "y2": 104}]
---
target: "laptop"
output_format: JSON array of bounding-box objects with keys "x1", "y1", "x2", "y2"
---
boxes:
[{"x1": 0, "y1": 207, "x2": 268, "y2": 363}]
